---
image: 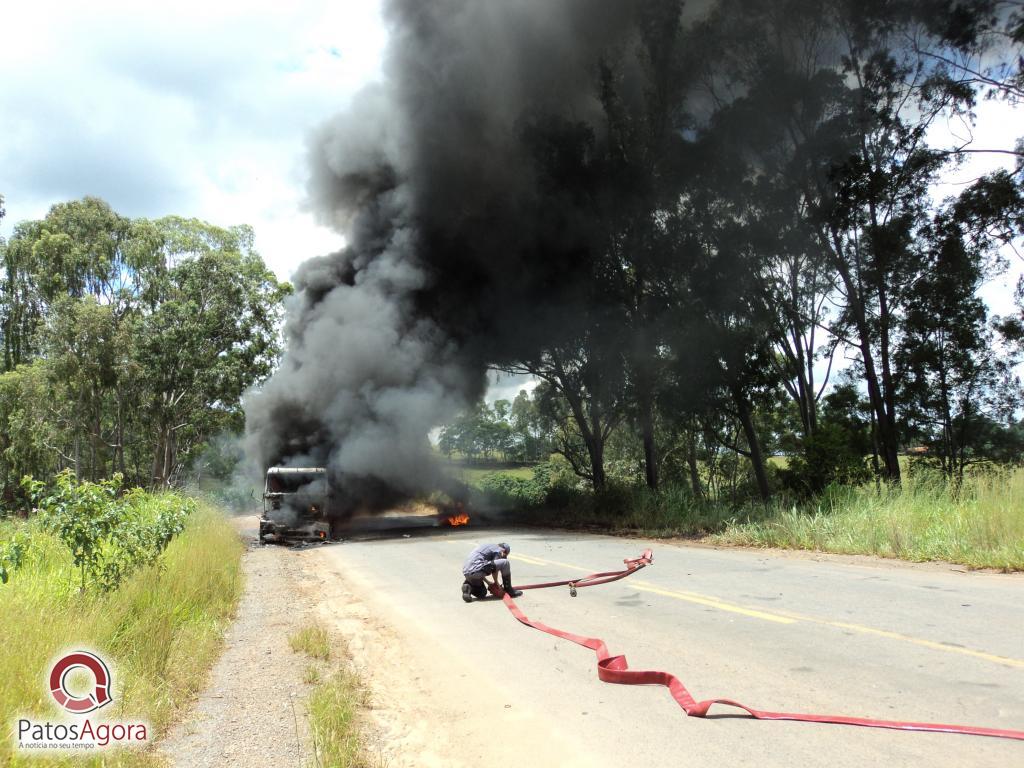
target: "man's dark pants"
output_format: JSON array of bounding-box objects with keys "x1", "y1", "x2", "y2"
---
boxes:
[{"x1": 464, "y1": 557, "x2": 512, "y2": 597}]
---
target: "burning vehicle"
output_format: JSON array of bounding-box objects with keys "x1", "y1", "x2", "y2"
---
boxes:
[{"x1": 259, "y1": 467, "x2": 332, "y2": 544}]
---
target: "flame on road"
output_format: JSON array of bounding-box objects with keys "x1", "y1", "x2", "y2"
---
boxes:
[{"x1": 446, "y1": 513, "x2": 470, "y2": 527}]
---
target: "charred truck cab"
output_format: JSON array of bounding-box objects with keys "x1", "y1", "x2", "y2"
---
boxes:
[{"x1": 260, "y1": 467, "x2": 331, "y2": 544}]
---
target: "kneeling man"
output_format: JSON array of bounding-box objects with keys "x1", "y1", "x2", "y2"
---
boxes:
[{"x1": 461, "y1": 542, "x2": 522, "y2": 601}]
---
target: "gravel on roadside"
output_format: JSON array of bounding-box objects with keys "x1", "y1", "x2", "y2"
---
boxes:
[{"x1": 157, "y1": 531, "x2": 319, "y2": 768}]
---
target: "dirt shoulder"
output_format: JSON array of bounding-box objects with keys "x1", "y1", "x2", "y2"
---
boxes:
[
  {"x1": 156, "y1": 518, "x2": 318, "y2": 768},
  {"x1": 157, "y1": 515, "x2": 552, "y2": 768}
]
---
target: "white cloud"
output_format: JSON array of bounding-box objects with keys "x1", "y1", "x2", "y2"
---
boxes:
[
  {"x1": 486, "y1": 370, "x2": 540, "y2": 405},
  {"x1": 0, "y1": 0, "x2": 388, "y2": 280},
  {"x1": 1, "y1": 1, "x2": 1019, "y2": 311}
]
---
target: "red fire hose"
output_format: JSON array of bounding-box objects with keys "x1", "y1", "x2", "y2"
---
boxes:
[{"x1": 493, "y1": 550, "x2": 1024, "y2": 742}]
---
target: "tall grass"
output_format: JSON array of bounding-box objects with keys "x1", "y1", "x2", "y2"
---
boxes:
[
  {"x1": 523, "y1": 468, "x2": 1024, "y2": 571},
  {"x1": 307, "y1": 668, "x2": 367, "y2": 768},
  {"x1": 0, "y1": 501, "x2": 243, "y2": 766},
  {"x1": 288, "y1": 622, "x2": 368, "y2": 768},
  {"x1": 709, "y1": 471, "x2": 1024, "y2": 570},
  {"x1": 526, "y1": 482, "x2": 743, "y2": 535}
]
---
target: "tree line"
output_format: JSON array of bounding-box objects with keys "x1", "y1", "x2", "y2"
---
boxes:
[
  {"x1": 0, "y1": 196, "x2": 288, "y2": 506},
  {"x1": 5, "y1": 2, "x2": 1024, "y2": 511},
  {"x1": 437, "y1": 392, "x2": 552, "y2": 463},
  {"x1": 485, "y1": 0, "x2": 1024, "y2": 498}
]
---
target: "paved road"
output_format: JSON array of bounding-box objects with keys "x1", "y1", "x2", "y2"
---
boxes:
[{"x1": 298, "y1": 519, "x2": 1023, "y2": 767}]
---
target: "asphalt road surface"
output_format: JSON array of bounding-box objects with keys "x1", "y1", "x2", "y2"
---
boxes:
[{"x1": 298, "y1": 517, "x2": 1023, "y2": 767}]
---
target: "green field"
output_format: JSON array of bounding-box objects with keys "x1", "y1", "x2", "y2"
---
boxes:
[{"x1": 447, "y1": 464, "x2": 536, "y2": 486}]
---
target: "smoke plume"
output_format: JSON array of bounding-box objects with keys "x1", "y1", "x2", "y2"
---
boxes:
[{"x1": 243, "y1": 0, "x2": 678, "y2": 515}]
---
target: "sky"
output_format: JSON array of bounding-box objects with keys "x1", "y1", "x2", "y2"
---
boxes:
[
  {"x1": 0, "y1": 0, "x2": 387, "y2": 281},
  {"x1": 0, "y1": 0, "x2": 1019, "y2": 402},
  {"x1": 929, "y1": 98, "x2": 1024, "y2": 316}
]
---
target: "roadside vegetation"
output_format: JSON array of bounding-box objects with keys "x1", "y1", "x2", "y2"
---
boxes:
[
  {"x1": 448, "y1": 441, "x2": 1024, "y2": 571},
  {"x1": 442, "y1": 403, "x2": 1023, "y2": 573},
  {"x1": 288, "y1": 622, "x2": 368, "y2": 768},
  {"x1": 427, "y1": 3, "x2": 1024, "y2": 573},
  {"x1": 0, "y1": 198, "x2": 284, "y2": 763},
  {"x1": 307, "y1": 669, "x2": 369, "y2": 768},
  {"x1": 288, "y1": 624, "x2": 331, "y2": 661},
  {"x1": 709, "y1": 471, "x2": 1024, "y2": 571},
  {"x1": 0, "y1": 476, "x2": 243, "y2": 766}
]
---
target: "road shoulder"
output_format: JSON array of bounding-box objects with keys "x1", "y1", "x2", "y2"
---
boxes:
[{"x1": 156, "y1": 529, "x2": 316, "y2": 767}]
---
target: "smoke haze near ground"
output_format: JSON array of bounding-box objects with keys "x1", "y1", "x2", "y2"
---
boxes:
[{"x1": 242, "y1": 0, "x2": 667, "y2": 515}]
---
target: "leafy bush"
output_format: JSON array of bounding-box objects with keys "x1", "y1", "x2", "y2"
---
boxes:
[
  {"x1": 476, "y1": 457, "x2": 583, "y2": 508},
  {"x1": 21, "y1": 470, "x2": 193, "y2": 593},
  {"x1": 479, "y1": 472, "x2": 547, "y2": 507},
  {"x1": 513, "y1": 478, "x2": 745, "y2": 536},
  {"x1": 0, "y1": 530, "x2": 29, "y2": 584}
]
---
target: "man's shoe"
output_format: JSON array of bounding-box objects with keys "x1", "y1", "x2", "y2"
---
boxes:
[
  {"x1": 503, "y1": 586, "x2": 523, "y2": 598},
  {"x1": 462, "y1": 582, "x2": 473, "y2": 603}
]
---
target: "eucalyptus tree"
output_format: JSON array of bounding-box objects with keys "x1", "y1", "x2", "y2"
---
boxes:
[
  {"x1": 0, "y1": 199, "x2": 289, "y2": 497},
  {"x1": 500, "y1": 324, "x2": 627, "y2": 490},
  {"x1": 137, "y1": 220, "x2": 289, "y2": 487},
  {"x1": 1, "y1": 197, "x2": 162, "y2": 371},
  {"x1": 896, "y1": 173, "x2": 1024, "y2": 482},
  {"x1": 685, "y1": 0, "x2": 1023, "y2": 483},
  {"x1": 592, "y1": 0, "x2": 691, "y2": 490}
]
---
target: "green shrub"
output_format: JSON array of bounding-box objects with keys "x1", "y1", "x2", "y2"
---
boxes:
[
  {"x1": 479, "y1": 472, "x2": 547, "y2": 507},
  {"x1": 523, "y1": 480, "x2": 743, "y2": 536},
  {"x1": 0, "y1": 531, "x2": 29, "y2": 584},
  {"x1": 22, "y1": 471, "x2": 193, "y2": 593}
]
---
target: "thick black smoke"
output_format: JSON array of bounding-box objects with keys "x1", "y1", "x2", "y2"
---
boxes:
[
  {"x1": 243, "y1": 0, "x2": 1016, "y2": 516},
  {"x1": 243, "y1": 0, "x2": 667, "y2": 515}
]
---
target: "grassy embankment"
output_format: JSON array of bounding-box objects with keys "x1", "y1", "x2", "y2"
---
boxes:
[
  {"x1": 0, "y1": 500, "x2": 243, "y2": 766},
  {"x1": 460, "y1": 461, "x2": 1024, "y2": 571},
  {"x1": 288, "y1": 623, "x2": 368, "y2": 768},
  {"x1": 710, "y1": 471, "x2": 1024, "y2": 570}
]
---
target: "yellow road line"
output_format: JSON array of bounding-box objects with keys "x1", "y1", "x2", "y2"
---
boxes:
[
  {"x1": 510, "y1": 553, "x2": 596, "y2": 572},
  {"x1": 779, "y1": 613, "x2": 1024, "y2": 669},
  {"x1": 512, "y1": 551, "x2": 1024, "y2": 667},
  {"x1": 630, "y1": 580, "x2": 796, "y2": 624},
  {"x1": 512, "y1": 553, "x2": 792, "y2": 622}
]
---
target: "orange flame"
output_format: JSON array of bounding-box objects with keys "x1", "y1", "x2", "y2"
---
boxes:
[{"x1": 446, "y1": 513, "x2": 470, "y2": 527}]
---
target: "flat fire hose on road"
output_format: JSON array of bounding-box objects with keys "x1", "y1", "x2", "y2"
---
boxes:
[{"x1": 492, "y1": 550, "x2": 1024, "y2": 742}]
